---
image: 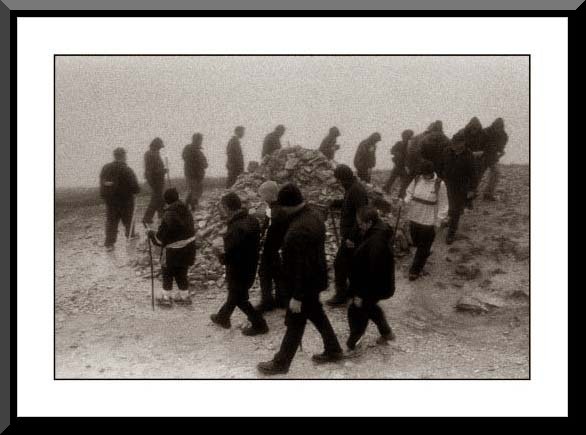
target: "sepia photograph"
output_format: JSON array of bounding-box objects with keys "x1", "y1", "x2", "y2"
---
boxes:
[{"x1": 53, "y1": 55, "x2": 530, "y2": 379}]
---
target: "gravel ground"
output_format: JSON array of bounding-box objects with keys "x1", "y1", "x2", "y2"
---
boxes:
[{"x1": 55, "y1": 165, "x2": 529, "y2": 379}]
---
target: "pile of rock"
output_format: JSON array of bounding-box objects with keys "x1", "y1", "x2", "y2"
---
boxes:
[{"x1": 131, "y1": 146, "x2": 405, "y2": 291}]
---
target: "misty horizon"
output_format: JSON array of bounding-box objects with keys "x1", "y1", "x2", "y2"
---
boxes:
[{"x1": 55, "y1": 56, "x2": 529, "y2": 188}]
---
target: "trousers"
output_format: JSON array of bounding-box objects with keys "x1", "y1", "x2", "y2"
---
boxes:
[
  {"x1": 273, "y1": 297, "x2": 342, "y2": 368},
  {"x1": 105, "y1": 199, "x2": 135, "y2": 247},
  {"x1": 409, "y1": 221, "x2": 436, "y2": 274}
]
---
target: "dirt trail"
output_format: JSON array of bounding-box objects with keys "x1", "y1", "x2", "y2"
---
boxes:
[{"x1": 55, "y1": 165, "x2": 529, "y2": 379}]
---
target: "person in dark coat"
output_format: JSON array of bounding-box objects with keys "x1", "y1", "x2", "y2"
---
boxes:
[
  {"x1": 210, "y1": 192, "x2": 269, "y2": 336},
  {"x1": 479, "y1": 118, "x2": 508, "y2": 201},
  {"x1": 383, "y1": 129, "x2": 414, "y2": 194},
  {"x1": 346, "y1": 206, "x2": 396, "y2": 350},
  {"x1": 256, "y1": 181, "x2": 288, "y2": 312},
  {"x1": 327, "y1": 164, "x2": 369, "y2": 307},
  {"x1": 99, "y1": 147, "x2": 140, "y2": 250},
  {"x1": 182, "y1": 133, "x2": 208, "y2": 210},
  {"x1": 142, "y1": 137, "x2": 167, "y2": 226},
  {"x1": 460, "y1": 116, "x2": 488, "y2": 199},
  {"x1": 440, "y1": 132, "x2": 476, "y2": 245},
  {"x1": 319, "y1": 126, "x2": 341, "y2": 160},
  {"x1": 353, "y1": 132, "x2": 381, "y2": 183},
  {"x1": 147, "y1": 188, "x2": 197, "y2": 307},
  {"x1": 261, "y1": 125, "x2": 286, "y2": 158},
  {"x1": 226, "y1": 126, "x2": 245, "y2": 188},
  {"x1": 257, "y1": 184, "x2": 343, "y2": 375},
  {"x1": 401, "y1": 121, "x2": 450, "y2": 198}
]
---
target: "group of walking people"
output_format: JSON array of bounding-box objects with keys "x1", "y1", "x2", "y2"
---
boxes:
[{"x1": 98, "y1": 116, "x2": 508, "y2": 374}]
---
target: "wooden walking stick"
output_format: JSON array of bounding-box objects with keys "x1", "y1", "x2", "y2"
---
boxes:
[
  {"x1": 165, "y1": 157, "x2": 172, "y2": 187},
  {"x1": 144, "y1": 222, "x2": 155, "y2": 311},
  {"x1": 393, "y1": 203, "x2": 403, "y2": 246}
]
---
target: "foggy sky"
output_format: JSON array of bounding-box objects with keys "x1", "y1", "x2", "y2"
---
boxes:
[{"x1": 55, "y1": 56, "x2": 529, "y2": 188}]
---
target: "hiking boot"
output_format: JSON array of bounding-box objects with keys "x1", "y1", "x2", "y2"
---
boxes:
[
  {"x1": 445, "y1": 233, "x2": 455, "y2": 245},
  {"x1": 242, "y1": 321, "x2": 269, "y2": 336},
  {"x1": 105, "y1": 245, "x2": 115, "y2": 252},
  {"x1": 409, "y1": 272, "x2": 420, "y2": 281},
  {"x1": 325, "y1": 295, "x2": 348, "y2": 307},
  {"x1": 210, "y1": 314, "x2": 231, "y2": 329},
  {"x1": 311, "y1": 351, "x2": 344, "y2": 364},
  {"x1": 376, "y1": 331, "x2": 396, "y2": 345},
  {"x1": 483, "y1": 193, "x2": 497, "y2": 201},
  {"x1": 257, "y1": 360, "x2": 289, "y2": 375},
  {"x1": 174, "y1": 297, "x2": 193, "y2": 306}
]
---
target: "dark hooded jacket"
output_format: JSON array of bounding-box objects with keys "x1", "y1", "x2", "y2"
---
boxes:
[
  {"x1": 221, "y1": 209, "x2": 261, "y2": 290},
  {"x1": 182, "y1": 142, "x2": 208, "y2": 181},
  {"x1": 281, "y1": 205, "x2": 329, "y2": 301},
  {"x1": 99, "y1": 161, "x2": 140, "y2": 206},
  {"x1": 482, "y1": 119, "x2": 508, "y2": 167},
  {"x1": 349, "y1": 219, "x2": 395, "y2": 301},
  {"x1": 319, "y1": 133, "x2": 340, "y2": 160},
  {"x1": 390, "y1": 140, "x2": 408, "y2": 168},
  {"x1": 226, "y1": 136, "x2": 244, "y2": 174},
  {"x1": 461, "y1": 117, "x2": 488, "y2": 152},
  {"x1": 406, "y1": 121, "x2": 449, "y2": 175},
  {"x1": 440, "y1": 142, "x2": 476, "y2": 192},
  {"x1": 155, "y1": 200, "x2": 196, "y2": 267},
  {"x1": 353, "y1": 135, "x2": 378, "y2": 172},
  {"x1": 420, "y1": 121, "x2": 450, "y2": 173},
  {"x1": 332, "y1": 177, "x2": 369, "y2": 241},
  {"x1": 262, "y1": 130, "x2": 282, "y2": 158},
  {"x1": 144, "y1": 144, "x2": 166, "y2": 188}
]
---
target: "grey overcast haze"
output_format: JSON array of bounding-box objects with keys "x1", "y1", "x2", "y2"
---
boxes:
[{"x1": 55, "y1": 56, "x2": 529, "y2": 189}]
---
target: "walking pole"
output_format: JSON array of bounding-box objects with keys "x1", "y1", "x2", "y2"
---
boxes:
[
  {"x1": 127, "y1": 199, "x2": 136, "y2": 241},
  {"x1": 393, "y1": 203, "x2": 403, "y2": 246},
  {"x1": 144, "y1": 222, "x2": 155, "y2": 311},
  {"x1": 165, "y1": 157, "x2": 172, "y2": 187}
]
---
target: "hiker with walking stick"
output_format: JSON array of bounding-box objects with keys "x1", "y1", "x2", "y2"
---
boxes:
[
  {"x1": 99, "y1": 147, "x2": 141, "y2": 251},
  {"x1": 146, "y1": 188, "x2": 197, "y2": 307},
  {"x1": 400, "y1": 159, "x2": 449, "y2": 281},
  {"x1": 325, "y1": 164, "x2": 368, "y2": 308},
  {"x1": 143, "y1": 137, "x2": 167, "y2": 228}
]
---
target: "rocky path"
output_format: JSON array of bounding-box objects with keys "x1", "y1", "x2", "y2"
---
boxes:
[{"x1": 55, "y1": 165, "x2": 529, "y2": 379}]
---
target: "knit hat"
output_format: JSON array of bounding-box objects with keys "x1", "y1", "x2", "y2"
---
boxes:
[
  {"x1": 277, "y1": 183, "x2": 304, "y2": 207},
  {"x1": 164, "y1": 187, "x2": 179, "y2": 204},
  {"x1": 333, "y1": 164, "x2": 354, "y2": 182},
  {"x1": 258, "y1": 180, "x2": 279, "y2": 204}
]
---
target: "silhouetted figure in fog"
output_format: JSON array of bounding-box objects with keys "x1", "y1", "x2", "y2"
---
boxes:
[
  {"x1": 226, "y1": 126, "x2": 245, "y2": 189},
  {"x1": 383, "y1": 129, "x2": 413, "y2": 194},
  {"x1": 354, "y1": 132, "x2": 381, "y2": 183},
  {"x1": 262, "y1": 125, "x2": 286, "y2": 158},
  {"x1": 99, "y1": 147, "x2": 140, "y2": 250},
  {"x1": 479, "y1": 118, "x2": 508, "y2": 201},
  {"x1": 319, "y1": 126, "x2": 341, "y2": 160},
  {"x1": 142, "y1": 137, "x2": 167, "y2": 226},
  {"x1": 440, "y1": 132, "x2": 476, "y2": 245},
  {"x1": 182, "y1": 133, "x2": 208, "y2": 211}
]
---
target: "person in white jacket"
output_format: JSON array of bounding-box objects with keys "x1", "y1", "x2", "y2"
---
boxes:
[{"x1": 402, "y1": 160, "x2": 449, "y2": 281}]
